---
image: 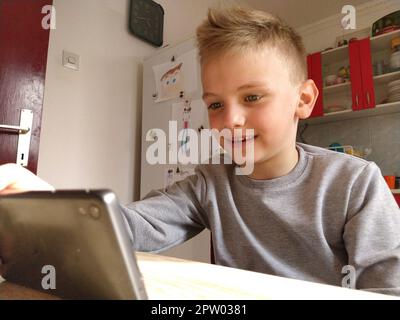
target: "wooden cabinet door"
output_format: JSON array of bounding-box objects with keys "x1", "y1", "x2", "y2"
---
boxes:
[
  {"x1": 358, "y1": 38, "x2": 376, "y2": 109},
  {"x1": 0, "y1": 0, "x2": 52, "y2": 174},
  {"x1": 307, "y1": 52, "x2": 324, "y2": 117}
]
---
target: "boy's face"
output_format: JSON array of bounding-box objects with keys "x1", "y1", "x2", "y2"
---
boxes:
[{"x1": 201, "y1": 47, "x2": 305, "y2": 175}]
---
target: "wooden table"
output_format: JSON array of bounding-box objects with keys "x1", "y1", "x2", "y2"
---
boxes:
[{"x1": 0, "y1": 252, "x2": 397, "y2": 300}]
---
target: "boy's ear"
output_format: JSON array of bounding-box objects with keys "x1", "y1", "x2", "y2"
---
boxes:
[{"x1": 295, "y1": 79, "x2": 319, "y2": 119}]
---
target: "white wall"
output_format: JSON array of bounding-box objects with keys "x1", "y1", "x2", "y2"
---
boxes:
[
  {"x1": 38, "y1": 0, "x2": 150, "y2": 204},
  {"x1": 157, "y1": 0, "x2": 244, "y2": 48},
  {"x1": 38, "y1": 0, "x2": 241, "y2": 204}
]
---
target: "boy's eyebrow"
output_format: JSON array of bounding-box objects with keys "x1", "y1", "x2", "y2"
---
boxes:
[
  {"x1": 202, "y1": 92, "x2": 218, "y2": 100},
  {"x1": 237, "y1": 82, "x2": 268, "y2": 90},
  {"x1": 202, "y1": 82, "x2": 268, "y2": 100}
]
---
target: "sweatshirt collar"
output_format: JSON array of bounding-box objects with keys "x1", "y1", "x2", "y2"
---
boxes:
[{"x1": 235, "y1": 143, "x2": 309, "y2": 190}]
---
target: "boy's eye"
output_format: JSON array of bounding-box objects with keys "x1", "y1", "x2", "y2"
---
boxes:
[
  {"x1": 208, "y1": 102, "x2": 223, "y2": 110},
  {"x1": 244, "y1": 95, "x2": 262, "y2": 102}
]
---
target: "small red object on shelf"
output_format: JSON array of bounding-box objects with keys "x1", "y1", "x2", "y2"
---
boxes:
[{"x1": 393, "y1": 194, "x2": 400, "y2": 207}]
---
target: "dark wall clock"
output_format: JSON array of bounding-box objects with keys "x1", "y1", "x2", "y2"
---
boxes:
[{"x1": 129, "y1": 0, "x2": 164, "y2": 47}]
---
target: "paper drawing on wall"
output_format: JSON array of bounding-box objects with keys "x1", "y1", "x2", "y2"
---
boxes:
[
  {"x1": 164, "y1": 168, "x2": 175, "y2": 191},
  {"x1": 180, "y1": 99, "x2": 191, "y2": 155},
  {"x1": 171, "y1": 99, "x2": 218, "y2": 164},
  {"x1": 153, "y1": 49, "x2": 198, "y2": 103},
  {"x1": 160, "y1": 63, "x2": 184, "y2": 101}
]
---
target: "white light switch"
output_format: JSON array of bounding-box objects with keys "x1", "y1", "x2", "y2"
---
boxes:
[{"x1": 63, "y1": 50, "x2": 80, "y2": 71}]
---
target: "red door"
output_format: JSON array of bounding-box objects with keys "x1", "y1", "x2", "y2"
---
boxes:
[
  {"x1": 0, "y1": 0, "x2": 52, "y2": 174},
  {"x1": 358, "y1": 38, "x2": 375, "y2": 109},
  {"x1": 349, "y1": 41, "x2": 365, "y2": 111},
  {"x1": 349, "y1": 38, "x2": 375, "y2": 111},
  {"x1": 307, "y1": 52, "x2": 324, "y2": 117}
]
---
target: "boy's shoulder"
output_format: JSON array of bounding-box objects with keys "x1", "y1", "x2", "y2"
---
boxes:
[
  {"x1": 297, "y1": 143, "x2": 378, "y2": 178},
  {"x1": 298, "y1": 143, "x2": 369, "y2": 165}
]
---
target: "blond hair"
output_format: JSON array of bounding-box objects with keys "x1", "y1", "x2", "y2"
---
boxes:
[{"x1": 196, "y1": 7, "x2": 307, "y2": 84}]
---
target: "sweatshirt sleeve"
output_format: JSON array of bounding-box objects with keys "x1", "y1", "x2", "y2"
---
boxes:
[
  {"x1": 119, "y1": 166, "x2": 209, "y2": 253},
  {"x1": 343, "y1": 162, "x2": 400, "y2": 296}
]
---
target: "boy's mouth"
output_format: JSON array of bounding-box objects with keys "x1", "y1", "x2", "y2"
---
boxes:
[{"x1": 227, "y1": 135, "x2": 257, "y2": 147}]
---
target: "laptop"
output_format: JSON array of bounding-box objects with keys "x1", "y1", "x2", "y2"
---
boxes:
[{"x1": 0, "y1": 189, "x2": 148, "y2": 300}]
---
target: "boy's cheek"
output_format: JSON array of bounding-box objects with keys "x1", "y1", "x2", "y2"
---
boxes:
[{"x1": 208, "y1": 117, "x2": 221, "y2": 130}]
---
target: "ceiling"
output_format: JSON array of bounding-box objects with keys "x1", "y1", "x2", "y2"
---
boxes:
[{"x1": 244, "y1": 0, "x2": 370, "y2": 27}]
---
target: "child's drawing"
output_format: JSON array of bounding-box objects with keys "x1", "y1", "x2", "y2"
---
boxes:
[
  {"x1": 152, "y1": 49, "x2": 198, "y2": 103},
  {"x1": 160, "y1": 63, "x2": 184, "y2": 100}
]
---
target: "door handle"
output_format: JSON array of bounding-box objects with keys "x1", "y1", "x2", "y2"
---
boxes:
[
  {"x1": 0, "y1": 124, "x2": 30, "y2": 134},
  {"x1": 0, "y1": 109, "x2": 33, "y2": 167},
  {"x1": 366, "y1": 91, "x2": 370, "y2": 106}
]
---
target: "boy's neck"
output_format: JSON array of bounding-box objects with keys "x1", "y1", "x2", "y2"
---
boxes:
[{"x1": 248, "y1": 143, "x2": 299, "y2": 180}]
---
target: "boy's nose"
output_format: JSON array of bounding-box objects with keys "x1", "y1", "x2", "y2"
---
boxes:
[{"x1": 222, "y1": 103, "x2": 246, "y2": 129}]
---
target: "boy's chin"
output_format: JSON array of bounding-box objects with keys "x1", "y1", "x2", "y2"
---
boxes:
[{"x1": 229, "y1": 154, "x2": 256, "y2": 165}]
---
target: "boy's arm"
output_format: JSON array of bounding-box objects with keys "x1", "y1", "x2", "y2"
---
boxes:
[
  {"x1": 343, "y1": 162, "x2": 400, "y2": 296},
  {"x1": 120, "y1": 167, "x2": 209, "y2": 253},
  {"x1": 0, "y1": 164, "x2": 54, "y2": 194}
]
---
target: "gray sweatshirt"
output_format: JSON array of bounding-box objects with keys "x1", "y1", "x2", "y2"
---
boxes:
[{"x1": 121, "y1": 143, "x2": 400, "y2": 296}]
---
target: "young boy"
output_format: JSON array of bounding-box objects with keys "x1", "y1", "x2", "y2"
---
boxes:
[{"x1": 1, "y1": 7, "x2": 399, "y2": 296}]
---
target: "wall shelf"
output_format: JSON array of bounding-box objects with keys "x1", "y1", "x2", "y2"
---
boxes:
[
  {"x1": 321, "y1": 29, "x2": 400, "y2": 65},
  {"x1": 300, "y1": 101, "x2": 400, "y2": 125},
  {"x1": 322, "y1": 71, "x2": 400, "y2": 95},
  {"x1": 306, "y1": 29, "x2": 400, "y2": 124},
  {"x1": 321, "y1": 45, "x2": 348, "y2": 65},
  {"x1": 373, "y1": 70, "x2": 400, "y2": 85},
  {"x1": 370, "y1": 29, "x2": 400, "y2": 52},
  {"x1": 323, "y1": 71, "x2": 400, "y2": 94},
  {"x1": 323, "y1": 81, "x2": 351, "y2": 95}
]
